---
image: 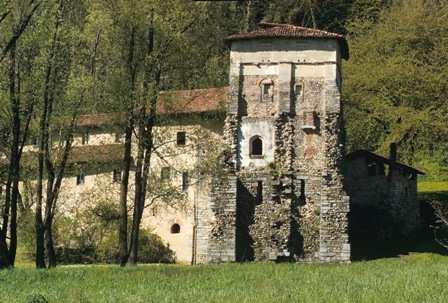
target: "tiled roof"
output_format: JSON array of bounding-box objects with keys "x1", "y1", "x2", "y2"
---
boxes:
[
  {"x1": 157, "y1": 87, "x2": 229, "y2": 115},
  {"x1": 67, "y1": 144, "x2": 124, "y2": 164},
  {"x1": 347, "y1": 150, "x2": 424, "y2": 175},
  {"x1": 74, "y1": 87, "x2": 229, "y2": 129},
  {"x1": 226, "y1": 23, "x2": 349, "y2": 60},
  {"x1": 16, "y1": 144, "x2": 125, "y2": 168}
]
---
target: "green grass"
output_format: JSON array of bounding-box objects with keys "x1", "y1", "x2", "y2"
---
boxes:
[
  {"x1": 418, "y1": 181, "x2": 448, "y2": 202},
  {"x1": 418, "y1": 181, "x2": 448, "y2": 193},
  {"x1": 1, "y1": 253, "x2": 448, "y2": 303}
]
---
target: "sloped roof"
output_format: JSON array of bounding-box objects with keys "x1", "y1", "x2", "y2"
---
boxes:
[
  {"x1": 226, "y1": 22, "x2": 349, "y2": 60},
  {"x1": 17, "y1": 144, "x2": 124, "y2": 168},
  {"x1": 346, "y1": 150, "x2": 424, "y2": 175},
  {"x1": 74, "y1": 87, "x2": 229, "y2": 129},
  {"x1": 157, "y1": 87, "x2": 229, "y2": 115}
]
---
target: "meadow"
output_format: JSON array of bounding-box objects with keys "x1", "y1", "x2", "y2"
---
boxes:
[
  {"x1": 1, "y1": 253, "x2": 447, "y2": 303},
  {"x1": 1, "y1": 181, "x2": 446, "y2": 303}
]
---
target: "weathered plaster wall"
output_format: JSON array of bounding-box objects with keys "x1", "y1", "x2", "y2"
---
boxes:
[{"x1": 239, "y1": 118, "x2": 275, "y2": 168}]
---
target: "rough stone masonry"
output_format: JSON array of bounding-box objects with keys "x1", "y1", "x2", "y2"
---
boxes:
[{"x1": 198, "y1": 23, "x2": 352, "y2": 263}]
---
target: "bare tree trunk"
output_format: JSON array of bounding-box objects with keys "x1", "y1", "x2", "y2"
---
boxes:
[
  {"x1": 35, "y1": 0, "x2": 64, "y2": 269},
  {"x1": 7, "y1": 40, "x2": 20, "y2": 267},
  {"x1": 128, "y1": 108, "x2": 146, "y2": 265},
  {"x1": 44, "y1": 221, "x2": 56, "y2": 267},
  {"x1": 118, "y1": 25, "x2": 137, "y2": 266},
  {"x1": 119, "y1": 115, "x2": 133, "y2": 266},
  {"x1": 127, "y1": 21, "x2": 157, "y2": 265}
]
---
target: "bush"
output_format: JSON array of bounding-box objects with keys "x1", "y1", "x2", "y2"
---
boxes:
[{"x1": 17, "y1": 198, "x2": 176, "y2": 264}]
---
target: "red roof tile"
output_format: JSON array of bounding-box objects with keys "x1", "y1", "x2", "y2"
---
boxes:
[
  {"x1": 157, "y1": 87, "x2": 229, "y2": 115},
  {"x1": 226, "y1": 23, "x2": 349, "y2": 60},
  {"x1": 74, "y1": 87, "x2": 229, "y2": 129}
]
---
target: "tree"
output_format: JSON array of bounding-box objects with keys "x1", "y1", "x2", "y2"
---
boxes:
[
  {"x1": 0, "y1": 0, "x2": 41, "y2": 269},
  {"x1": 343, "y1": 0, "x2": 448, "y2": 176}
]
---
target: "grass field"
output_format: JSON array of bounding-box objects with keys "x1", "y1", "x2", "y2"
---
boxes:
[
  {"x1": 1, "y1": 181, "x2": 447, "y2": 303},
  {"x1": 1, "y1": 253, "x2": 448, "y2": 303},
  {"x1": 418, "y1": 181, "x2": 448, "y2": 194},
  {"x1": 418, "y1": 181, "x2": 448, "y2": 204}
]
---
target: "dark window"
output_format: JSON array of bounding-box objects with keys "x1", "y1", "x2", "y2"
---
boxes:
[
  {"x1": 295, "y1": 84, "x2": 303, "y2": 101},
  {"x1": 262, "y1": 83, "x2": 273, "y2": 100},
  {"x1": 250, "y1": 136, "x2": 263, "y2": 157},
  {"x1": 182, "y1": 172, "x2": 189, "y2": 192},
  {"x1": 113, "y1": 169, "x2": 122, "y2": 183},
  {"x1": 170, "y1": 223, "x2": 180, "y2": 234},
  {"x1": 367, "y1": 161, "x2": 377, "y2": 176},
  {"x1": 115, "y1": 132, "x2": 121, "y2": 143},
  {"x1": 161, "y1": 167, "x2": 170, "y2": 181},
  {"x1": 177, "y1": 131, "x2": 186, "y2": 146},
  {"x1": 76, "y1": 171, "x2": 85, "y2": 185},
  {"x1": 300, "y1": 179, "x2": 305, "y2": 197},
  {"x1": 256, "y1": 181, "x2": 263, "y2": 204},
  {"x1": 82, "y1": 132, "x2": 89, "y2": 145}
]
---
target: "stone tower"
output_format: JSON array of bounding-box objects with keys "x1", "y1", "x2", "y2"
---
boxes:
[{"x1": 200, "y1": 23, "x2": 351, "y2": 263}]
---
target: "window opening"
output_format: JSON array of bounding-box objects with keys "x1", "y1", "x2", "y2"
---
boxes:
[
  {"x1": 113, "y1": 169, "x2": 122, "y2": 183},
  {"x1": 249, "y1": 136, "x2": 263, "y2": 157},
  {"x1": 177, "y1": 131, "x2": 186, "y2": 146},
  {"x1": 76, "y1": 171, "x2": 85, "y2": 185},
  {"x1": 82, "y1": 132, "x2": 89, "y2": 145},
  {"x1": 256, "y1": 181, "x2": 263, "y2": 204},
  {"x1": 161, "y1": 167, "x2": 170, "y2": 181},
  {"x1": 170, "y1": 223, "x2": 180, "y2": 234},
  {"x1": 182, "y1": 172, "x2": 189, "y2": 192}
]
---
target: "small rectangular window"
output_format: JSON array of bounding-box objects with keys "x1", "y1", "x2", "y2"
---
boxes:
[
  {"x1": 82, "y1": 132, "x2": 89, "y2": 145},
  {"x1": 256, "y1": 181, "x2": 263, "y2": 204},
  {"x1": 262, "y1": 83, "x2": 273, "y2": 100},
  {"x1": 299, "y1": 179, "x2": 306, "y2": 205},
  {"x1": 113, "y1": 169, "x2": 122, "y2": 183},
  {"x1": 114, "y1": 132, "x2": 121, "y2": 143},
  {"x1": 182, "y1": 172, "x2": 189, "y2": 192},
  {"x1": 161, "y1": 167, "x2": 170, "y2": 181},
  {"x1": 295, "y1": 84, "x2": 303, "y2": 101},
  {"x1": 76, "y1": 171, "x2": 85, "y2": 185},
  {"x1": 177, "y1": 131, "x2": 186, "y2": 146},
  {"x1": 367, "y1": 161, "x2": 377, "y2": 176}
]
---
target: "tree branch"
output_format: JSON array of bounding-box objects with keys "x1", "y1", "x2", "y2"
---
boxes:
[{"x1": 0, "y1": 1, "x2": 41, "y2": 62}]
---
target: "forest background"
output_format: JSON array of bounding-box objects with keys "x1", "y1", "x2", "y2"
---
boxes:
[{"x1": 0, "y1": 0, "x2": 447, "y2": 268}]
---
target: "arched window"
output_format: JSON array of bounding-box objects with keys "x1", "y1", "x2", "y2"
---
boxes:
[
  {"x1": 170, "y1": 223, "x2": 180, "y2": 234},
  {"x1": 249, "y1": 136, "x2": 263, "y2": 157}
]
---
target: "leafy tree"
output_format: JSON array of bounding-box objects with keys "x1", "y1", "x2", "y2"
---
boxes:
[{"x1": 344, "y1": 0, "x2": 448, "y2": 178}]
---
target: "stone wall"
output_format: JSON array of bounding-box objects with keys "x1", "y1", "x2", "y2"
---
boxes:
[
  {"x1": 345, "y1": 156, "x2": 420, "y2": 242},
  {"x1": 206, "y1": 171, "x2": 238, "y2": 263}
]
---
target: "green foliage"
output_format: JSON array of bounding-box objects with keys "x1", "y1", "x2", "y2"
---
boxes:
[
  {"x1": 16, "y1": 197, "x2": 175, "y2": 264},
  {"x1": 52, "y1": 198, "x2": 175, "y2": 264},
  {"x1": 1, "y1": 254, "x2": 448, "y2": 302},
  {"x1": 344, "y1": 0, "x2": 448, "y2": 179},
  {"x1": 25, "y1": 293, "x2": 48, "y2": 303}
]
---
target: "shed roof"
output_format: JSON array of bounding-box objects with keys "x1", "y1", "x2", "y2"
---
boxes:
[
  {"x1": 346, "y1": 150, "x2": 424, "y2": 175},
  {"x1": 226, "y1": 23, "x2": 349, "y2": 60}
]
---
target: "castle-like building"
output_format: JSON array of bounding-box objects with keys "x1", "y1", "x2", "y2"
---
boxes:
[{"x1": 16, "y1": 23, "x2": 423, "y2": 263}]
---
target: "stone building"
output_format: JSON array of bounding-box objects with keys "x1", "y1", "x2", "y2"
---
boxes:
[
  {"x1": 7, "y1": 23, "x2": 423, "y2": 264},
  {"x1": 345, "y1": 147, "x2": 424, "y2": 258}
]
